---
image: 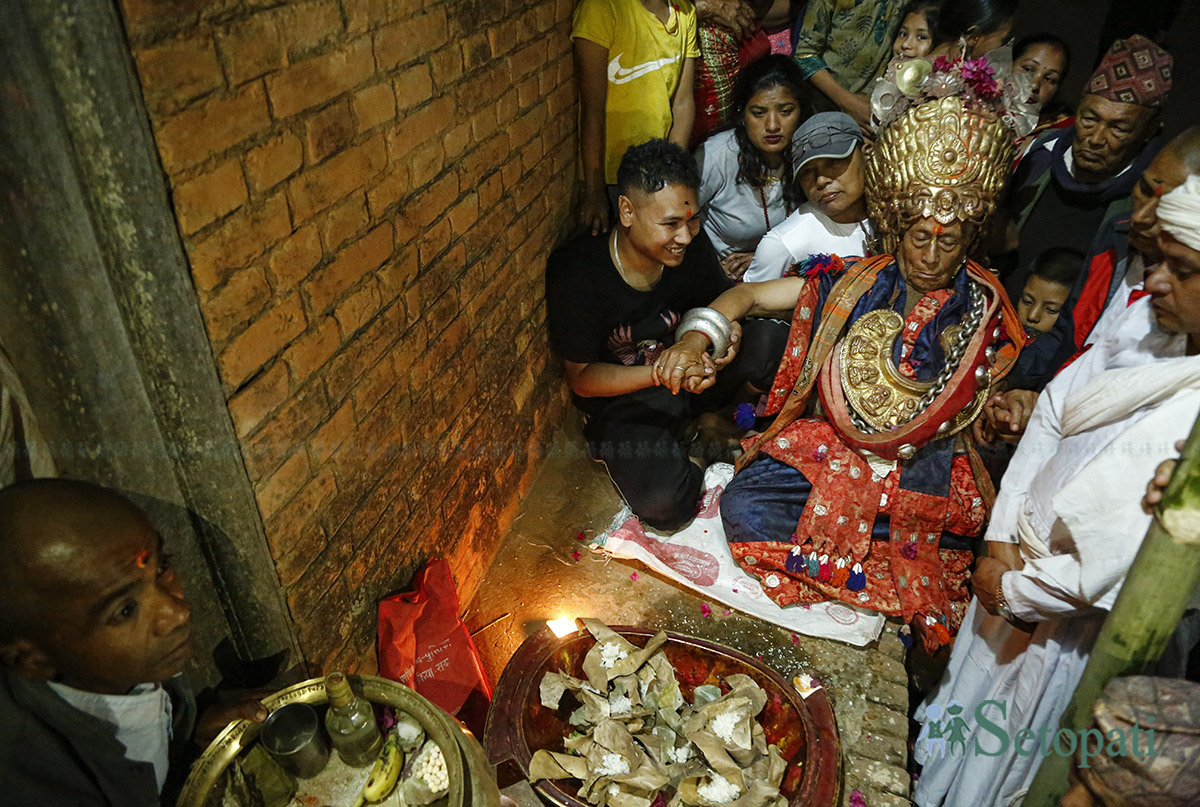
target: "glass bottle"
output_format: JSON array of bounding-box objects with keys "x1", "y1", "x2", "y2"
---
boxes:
[{"x1": 323, "y1": 672, "x2": 383, "y2": 767}]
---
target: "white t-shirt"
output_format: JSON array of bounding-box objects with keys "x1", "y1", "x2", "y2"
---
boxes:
[
  {"x1": 49, "y1": 681, "x2": 173, "y2": 791},
  {"x1": 744, "y1": 202, "x2": 868, "y2": 283},
  {"x1": 696, "y1": 129, "x2": 787, "y2": 258}
]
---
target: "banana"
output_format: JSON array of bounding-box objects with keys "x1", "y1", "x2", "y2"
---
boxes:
[{"x1": 354, "y1": 731, "x2": 403, "y2": 806}]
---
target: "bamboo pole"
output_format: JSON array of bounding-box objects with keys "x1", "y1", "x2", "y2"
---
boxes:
[{"x1": 1022, "y1": 411, "x2": 1200, "y2": 806}]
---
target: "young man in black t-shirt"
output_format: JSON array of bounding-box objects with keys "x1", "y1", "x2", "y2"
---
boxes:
[{"x1": 546, "y1": 140, "x2": 778, "y2": 530}]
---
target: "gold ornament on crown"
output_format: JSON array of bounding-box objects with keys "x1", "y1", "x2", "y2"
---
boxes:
[{"x1": 865, "y1": 95, "x2": 1016, "y2": 254}]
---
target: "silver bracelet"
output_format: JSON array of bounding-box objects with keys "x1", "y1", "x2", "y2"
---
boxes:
[{"x1": 676, "y1": 307, "x2": 733, "y2": 360}]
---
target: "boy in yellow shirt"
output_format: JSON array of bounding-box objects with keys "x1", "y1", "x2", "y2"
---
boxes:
[{"x1": 573, "y1": 0, "x2": 700, "y2": 235}]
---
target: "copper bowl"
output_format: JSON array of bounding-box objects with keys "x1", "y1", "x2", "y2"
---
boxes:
[{"x1": 484, "y1": 626, "x2": 840, "y2": 807}]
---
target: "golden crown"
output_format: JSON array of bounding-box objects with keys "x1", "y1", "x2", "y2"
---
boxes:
[{"x1": 864, "y1": 95, "x2": 1016, "y2": 253}]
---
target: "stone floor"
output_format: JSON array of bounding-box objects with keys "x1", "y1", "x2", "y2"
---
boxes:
[{"x1": 462, "y1": 413, "x2": 915, "y2": 807}]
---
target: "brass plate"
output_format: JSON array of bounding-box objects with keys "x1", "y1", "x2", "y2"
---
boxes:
[{"x1": 178, "y1": 675, "x2": 496, "y2": 807}]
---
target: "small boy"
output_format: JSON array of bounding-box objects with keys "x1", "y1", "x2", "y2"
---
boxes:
[
  {"x1": 572, "y1": 0, "x2": 700, "y2": 235},
  {"x1": 1016, "y1": 246, "x2": 1084, "y2": 337},
  {"x1": 0, "y1": 479, "x2": 265, "y2": 806}
]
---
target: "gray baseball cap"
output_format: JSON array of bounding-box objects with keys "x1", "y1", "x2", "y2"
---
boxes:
[{"x1": 793, "y1": 112, "x2": 863, "y2": 173}]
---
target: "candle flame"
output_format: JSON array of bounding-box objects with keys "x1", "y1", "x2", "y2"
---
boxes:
[{"x1": 547, "y1": 617, "x2": 577, "y2": 637}]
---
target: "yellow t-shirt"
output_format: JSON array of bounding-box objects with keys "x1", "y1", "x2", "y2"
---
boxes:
[{"x1": 572, "y1": 0, "x2": 700, "y2": 183}]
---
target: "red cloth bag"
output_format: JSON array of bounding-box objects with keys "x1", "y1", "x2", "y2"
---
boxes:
[{"x1": 377, "y1": 559, "x2": 492, "y2": 724}]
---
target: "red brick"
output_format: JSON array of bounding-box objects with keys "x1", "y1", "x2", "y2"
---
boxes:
[
  {"x1": 334, "y1": 278, "x2": 383, "y2": 336},
  {"x1": 119, "y1": 0, "x2": 209, "y2": 43},
  {"x1": 353, "y1": 83, "x2": 396, "y2": 132},
  {"x1": 477, "y1": 172, "x2": 503, "y2": 212},
  {"x1": 408, "y1": 140, "x2": 444, "y2": 188},
  {"x1": 173, "y1": 159, "x2": 247, "y2": 234},
  {"x1": 487, "y1": 20, "x2": 517, "y2": 58},
  {"x1": 244, "y1": 132, "x2": 303, "y2": 194},
  {"x1": 219, "y1": 294, "x2": 307, "y2": 387},
  {"x1": 255, "y1": 451, "x2": 310, "y2": 520},
  {"x1": 365, "y1": 163, "x2": 411, "y2": 219},
  {"x1": 216, "y1": 14, "x2": 284, "y2": 86},
  {"x1": 447, "y1": 191, "x2": 479, "y2": 233},
  {"x1": 243, "y1": 379, "x2": 330, "y2": 480},
  {"x1": 427, "y1": 45, "x2": 463, "y2": 89},
  {"x1": 262, "y1": 464, "x2": 334, "y2": 575},
  {"x1": 283, "y1": 315, "x2": 342, "y2": 384},
  {"x1": 188, "y1": 193, "x2": 291, "y2": 291},
  {"x1": 393, "y1": 63, "x2": 434, "y2": 112},
  {"x1": 462, "y1": 33, "x2": 491, "y2": 71},
  {"x1": 265, "y1": 37, "x2": 373, "y2": 119},
  {"x1": 154, "y1": 83, "x2": 271, "y2": 174},
  {"x1": 228, "y1": 360, "x2": 290, "y2": 438},
  {"x1": 268, "y1": 224, "x2": 321, "y2": 291},
  {"x1": 322, "y1": 302, "x2": 406, "y2": 403},
  {"x1": 416, "y1": 217, "x2": 452, "y2": 266},
  {"x1": 319, "y1": 195, "x2": 368, "y2": 252},
  {"x1": 395, "y1": 95, "x2": 455, "y2": 151},
  {"x1": 304, "y1": 222, "x2": 393, "y2": 312},
  {"x1": 272, "y1": 0, "x2": 345, "y2": 58},
  {"x1": 135, "y1": 35, "x2": 224, "y2": 113},
  {"x1": 304, "y1": 101, "x2": 355, "y2": 163},
  {"x1": 373, "y1": 9, "x2": 448, "y2": 70},
  {"x1": 404, "y1": 172, "x2": 458, "y2": 228},
  {"x1": 198, "y1": 265, "x2": 271, "y2": 343},
  {"x1": 351, "y1": 352, "x2": 400, "y2": 416},
  {"x1": 309, "y1": 399, "x2": 355, "y2": 466},
  {"x1": 444, "y1": 121, "x2": 472, "y2": 160},
  {"x1": 377, "y1": 248, "x2": 418, "y2": 304},
  {"x1": 288, "y1": 135, "x2": 387, "y2": 221}
]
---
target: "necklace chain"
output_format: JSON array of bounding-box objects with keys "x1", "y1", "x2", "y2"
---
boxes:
[{"x1": 611, "y1": 229, "x2": 662, "y2": 289}]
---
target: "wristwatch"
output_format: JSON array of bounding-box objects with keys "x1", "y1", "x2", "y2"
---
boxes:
[{"x1": 994, "y1": 572, "x2": 1036, "y2": 631}]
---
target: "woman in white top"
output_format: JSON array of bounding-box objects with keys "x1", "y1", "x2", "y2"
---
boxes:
[
  {"x1": 695, "y1": 55, "x2": 805, "y2": 280},
  {"x1": 745, "y1": 111, "x2": 871, "y2": 282}
]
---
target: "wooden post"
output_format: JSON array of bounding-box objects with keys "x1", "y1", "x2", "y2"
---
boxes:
[{"x1": 1022, "y1": 412, "x2": 1200, "y2": 806}]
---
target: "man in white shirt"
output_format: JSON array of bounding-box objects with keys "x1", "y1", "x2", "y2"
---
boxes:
[
  {"x1": 0, "y1": 479, "x2": 267, "y2": 806},
  {"x1": 914, "y1": 177, "x2": 1200, "y2": 806},
  {"x1": 743, "y1": 112, "x2": 871, "y2": 282}
]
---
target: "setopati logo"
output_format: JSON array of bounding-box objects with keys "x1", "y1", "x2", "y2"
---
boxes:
[{"x1": 919, "y1": 700, "x2": 1158, "y2": 767}]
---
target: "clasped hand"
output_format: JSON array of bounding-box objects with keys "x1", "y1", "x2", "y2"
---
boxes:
[{"x1": 652, "y1": 322, "x2": 741, "y2": 394}]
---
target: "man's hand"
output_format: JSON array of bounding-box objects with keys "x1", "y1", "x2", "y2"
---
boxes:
[
  {"x1": 653, "y1": 336, "x2": 711, "y2": 394},
  {"x1": 840, "y1": 93, "x2": 874, "y2": 133},
  {"x1": 579, "y1": 186, "x2": 610, "y2": 235},
  {"x1": 194, "y1": 694, "x2": 269, "y2": 747},
  {"x1": 972, "y1": 557, "x2": 1011, "y2": 616},
  {"x1": 720, "y1": 251, "x2": 755, "y2": 280},
  {"x1": 984, "y1": 389, "x2": 1039, "y2": 438},
  {"x1": 694, "y1": 0, "x2": 757, "y2": 38},
  {"x1": 1143, "y1": 440, "x2": 1185, "y2": 513},
  {"x1": 986, "y1": 539, "x2": 1024, "y2": 571}
]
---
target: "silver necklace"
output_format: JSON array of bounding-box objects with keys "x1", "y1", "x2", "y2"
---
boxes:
[{"x1": 611, "y1": 229, "x2": 662, "y2": 289}]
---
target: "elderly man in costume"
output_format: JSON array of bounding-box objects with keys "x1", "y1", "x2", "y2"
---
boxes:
[
  {"x1": 1003, "y1": 34, "x2": 1173, "y2": 390},
  {"x1": 912, "y1": 176, "x2": 1200, "y2": 806},
  {"x1": 655, "y1": 56, "x2": 1029, "y2": 652}
]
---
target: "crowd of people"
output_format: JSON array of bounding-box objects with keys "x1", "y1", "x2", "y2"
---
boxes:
[
  {"x1": 555, "y1": 1, "x2": 1196, "y2": 804},
  {"x1": 1, "y1": 1, "x2": 1196, "y2": 806}
]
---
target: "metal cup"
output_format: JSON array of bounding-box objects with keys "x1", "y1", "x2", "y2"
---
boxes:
[{"x1": 260, "y1": 702, "x2": 330, "y2": 779}]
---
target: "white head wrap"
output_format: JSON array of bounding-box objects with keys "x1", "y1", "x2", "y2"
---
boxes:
[{"x1": 1157, "y1": 174, "x2": 1200, "y2": 252}]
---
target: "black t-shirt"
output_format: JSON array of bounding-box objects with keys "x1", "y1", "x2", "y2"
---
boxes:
[{"x1": 545, "y1": 230, "x2": 732, "y2": 411}]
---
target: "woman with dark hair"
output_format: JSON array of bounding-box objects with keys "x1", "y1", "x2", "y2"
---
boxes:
[
  {"x1": 929, "y1": 0, "x2": 1019, "y2": 60},
  {"x1": 696, "y1": 54, "x2": 806, "y2": 279},
  {"x1": 1013, "y1": 32, "x2": 1073, "y2": 147}
]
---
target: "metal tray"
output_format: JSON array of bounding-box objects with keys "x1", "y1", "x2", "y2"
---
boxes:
[
  {"x1": 484, "y1": 626, "x2": 841, "y2": 807},
  {"x1": 179, "y1": 674, "x2": 500, "y2": 807}
]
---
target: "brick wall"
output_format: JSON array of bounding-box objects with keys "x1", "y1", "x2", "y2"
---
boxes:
[{"x1": 118, "y1": 0, "x2": 576, "y2": 673}]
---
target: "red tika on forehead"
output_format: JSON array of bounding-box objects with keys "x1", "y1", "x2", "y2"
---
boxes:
[{"x1": 134, "y1": 549, "x2": 150, "y2": 569}]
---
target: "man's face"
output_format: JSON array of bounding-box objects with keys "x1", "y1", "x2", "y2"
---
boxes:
[
  {"x1": 1129, "y1": 146, "x2": 1192, "y2": 260},
  {"x1": 1071, "y1": 94, "x2": 1157, "y2": 183},
  {"x1": 1017, "y1": 275, "x2": 1070, "y2": 335},
  {"x1": 898, "y1": 217, "x2": 970, "y2": 294},
  {"x1": 797, "y1": 148, "x2": 865, "y2": 223},
  {"x1": 620, "y1": 183, "x2": 701, "y2": 267},
  {"x1": 1147, "y1": 232, "x2": 1200, "y2": 341},
  {"x1": 21, "y1": 515, "x2": 193, "y2": 694}
]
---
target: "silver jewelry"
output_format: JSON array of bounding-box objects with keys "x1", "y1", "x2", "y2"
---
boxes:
[
  {"x1": 676, "y1": 307, "x2": 734, "y2": 360},
  {"x1": 611, "y1": 229, "x2": 662, "y2": 289}
]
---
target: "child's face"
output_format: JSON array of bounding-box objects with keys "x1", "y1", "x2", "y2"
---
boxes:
[
  {"x1": 893, "y1": 12, "x2": 932, "y2": 59},
  {"x1": 1017, "y1": 275, "x2": 1071, "y2": 336},
  {"x1": 24, "y1": 516, "x2": 193, "y2": 694}
]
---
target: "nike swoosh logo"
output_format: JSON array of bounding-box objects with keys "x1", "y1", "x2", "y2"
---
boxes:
[{"x1": 607, "y1": 53, "x2": 681, "y2": 84}]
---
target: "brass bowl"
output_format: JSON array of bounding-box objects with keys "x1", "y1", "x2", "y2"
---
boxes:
[{"x1": 179, "y1": 674, "x2": 500, "y2": 807}]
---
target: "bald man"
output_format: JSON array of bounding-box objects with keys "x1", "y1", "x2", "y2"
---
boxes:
[{"x1": 0, "y1": 479, "x2": 263, "y2": 807}]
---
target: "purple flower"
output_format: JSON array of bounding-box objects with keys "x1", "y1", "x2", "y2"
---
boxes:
[
  {"x1": 899, "y1": 542, "x2": 919, "y2": 560},
  {"x1": 849, "y1": 789, "x2": 868, "y2": 807},
  {"x1": 734, "y1": 403, "x2": 757, "y2": 430}
]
